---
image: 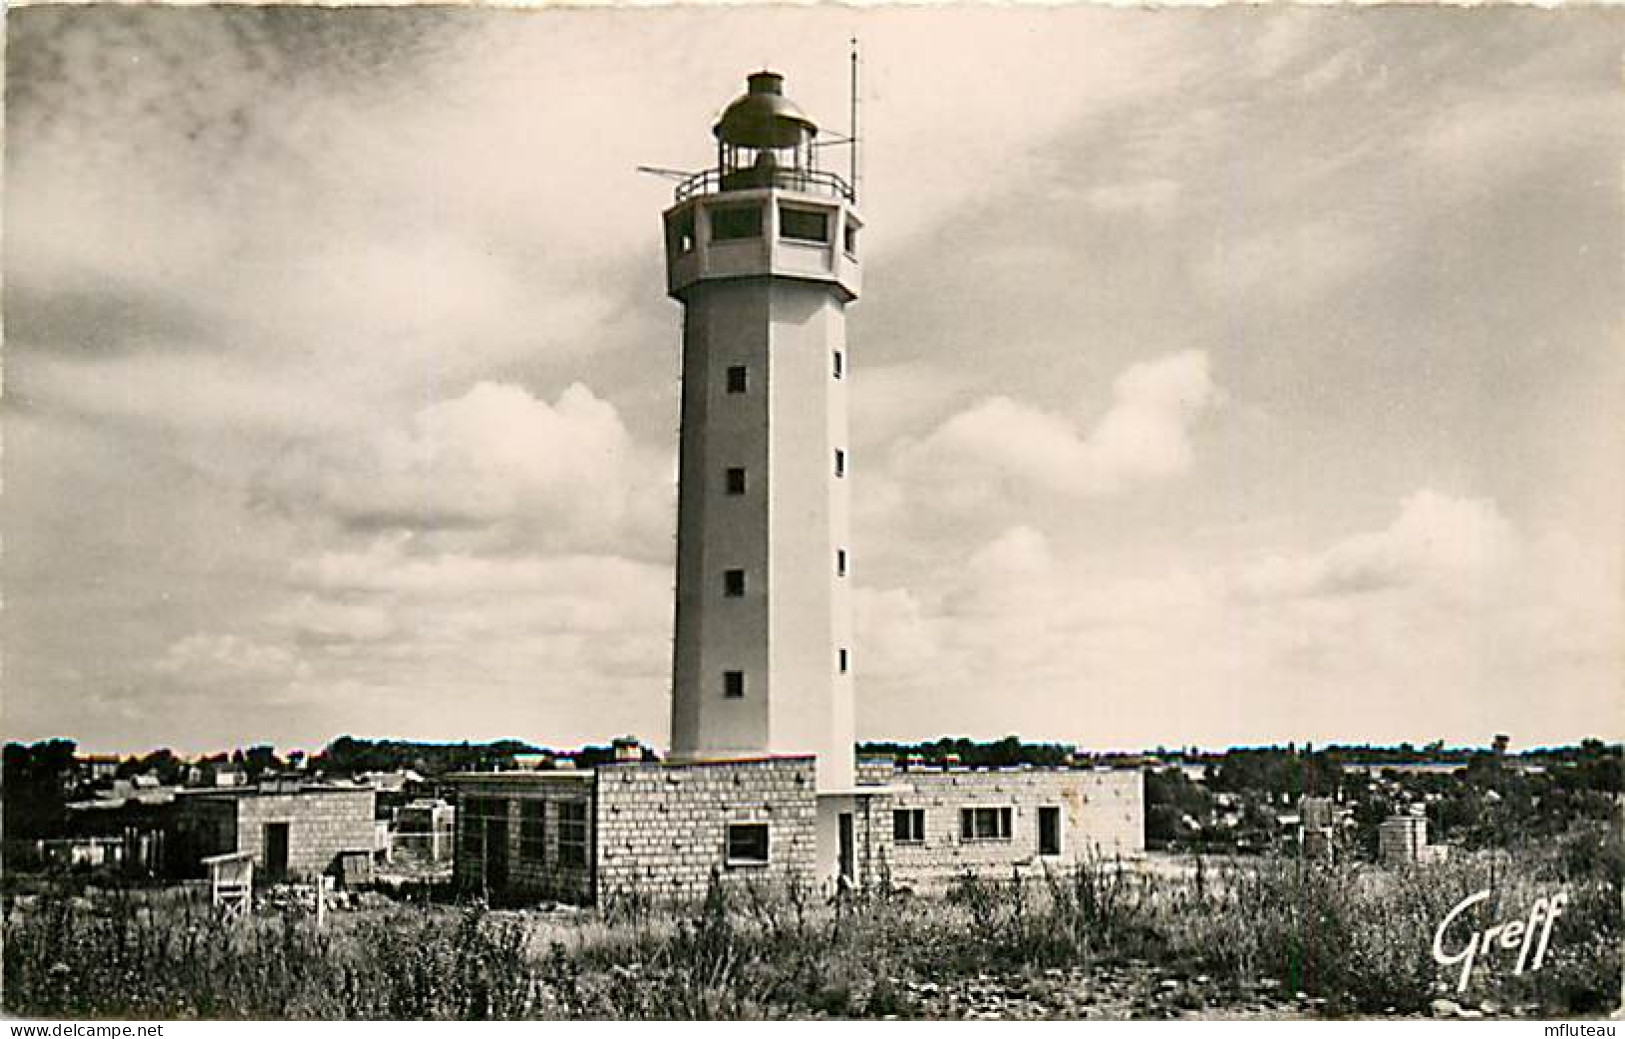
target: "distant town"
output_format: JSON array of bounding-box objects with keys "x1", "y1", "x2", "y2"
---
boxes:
[{"x1": 7, "y1": 733, "x2": 1619, "y2": 880}]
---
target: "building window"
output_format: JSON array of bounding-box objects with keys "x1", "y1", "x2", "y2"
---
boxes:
[
  {"x1": 780, "y1": 206, "x2": 831, "y2": 244},
  {"x1": 724, "y1": 569, "x2": 746, "y2": 597},
  {"x1": 726, "y1": 365, "x2": 748, "y2": 394},
  {"x1": 724, "y1": 670, "x2": 745, "y2": 699},
  {"x1": 1038, "y1": 805, "x2": 1061, "y2": 856},
  {"x1": 833, "y1": 350, "x2": 844, "y2": 379},
  {"x1": 960, "y1": 806, "x2": 1013, "y2": 842},
  {"x1": 844, "y1": 224, "x2": 859, "y2": 256},
  {"x1": 893, "y1": 808, "x2": 926, "y2": 845},
  {"x1": 726, "y1": 823, "x2": 770, "y2": 865},
  {"x1": 558, "y1": 801, "x2": 588, "y2": 868},
  {"x1": 519, "y1": 801, "x2": 546, "y2": 865},
  {"x1": 836, "y1": 548, "x2": 847, "y2": 577},
  {"x1": 839, "y1": 648, "x2": 849, "y2": 674},
  {"x1": 669, "y1": 209, "x2": 696, "y2": 255},
  {"x1": 460, "y1": 797, "x2": 497, "y2": 857},
  {"x1": 834, "y1": 449, "x2": 846, "y2": 478},
  {"x1": 710, "y1": 204, "x2": 763, "y2": 241},
  {"x1": 726, "y1": 467, "x2": 747, "y2": 495}
]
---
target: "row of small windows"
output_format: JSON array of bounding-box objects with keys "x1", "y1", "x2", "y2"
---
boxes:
[
  {"x1": 673, "y1": 205, "x2": 859, "y2": 255},
  {"x1": 724, "y1": 352, "x2": 843, "y2": 396},
  {"x1": 716, "y1": 550, "x2": 846, "y2": 585},
  {"x1": 721, "y1": 452, "x2": 844, "y2": 484},
  {"x1": 720, "y1": 649, "x2": 848, "y2": 699},
  {"x1": 892, "y1": 806, "x2": 1062, "y2": 855}
]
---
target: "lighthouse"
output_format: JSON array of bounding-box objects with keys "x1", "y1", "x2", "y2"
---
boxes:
[
  {"x1": 662, "y1": 71, "x2": 862, "y2": 798},
  {"x1": 447, "y1": 70, "x2": 1144, "y2": 906}
]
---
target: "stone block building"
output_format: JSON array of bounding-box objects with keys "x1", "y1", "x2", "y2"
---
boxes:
[
  {"x1": 171, "y1": 781, "x2": 377, "y2": 882},
  {"x1": 448, "y1": 756, "x2": 1143, "y2": 905},
  {"x1": 1377, "y1": 808, "x2": 1446, "y2": 865}
]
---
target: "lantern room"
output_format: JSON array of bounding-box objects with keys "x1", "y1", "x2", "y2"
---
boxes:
[{"x1": 714, "y1": 71, "x2": 820, "y2": 193}]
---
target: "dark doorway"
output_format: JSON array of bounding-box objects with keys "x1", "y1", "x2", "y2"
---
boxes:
[
  {"x1": 838, "y1": 812, "x2": 855, "y2": 882},
  {"x1": 484, "y1": 817, "x2": 509, "y2": 891},
  {"x1": 1038, "y1": 806, "x2": 1061, "y2": 856},
  {"x1": 263, "y1": 822, "x2": 290, "y2": 879}
]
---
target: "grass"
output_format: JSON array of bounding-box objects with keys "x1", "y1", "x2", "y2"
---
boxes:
[{"x1": 5, "y1": 820, "x2": 1619, "y2": 1020}]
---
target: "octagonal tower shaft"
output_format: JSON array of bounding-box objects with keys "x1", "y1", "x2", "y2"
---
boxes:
[{"x1": 662, "y1": 139, "x2": 862, "y2": 795}]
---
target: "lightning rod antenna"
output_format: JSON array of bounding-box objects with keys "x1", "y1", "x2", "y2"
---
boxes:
[{"x1": 849, "y1": 37, "x2": 861, "y2": 205}]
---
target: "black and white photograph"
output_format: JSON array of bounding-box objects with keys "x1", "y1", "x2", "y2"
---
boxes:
[{"x1": 3, "y1": 1, "x2": 1622, "y2": 1025}]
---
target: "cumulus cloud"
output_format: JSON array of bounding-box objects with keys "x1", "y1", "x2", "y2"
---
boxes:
[
  {"x1": 258, "y1": 381, "x2": 671, "y2": 555},
  {"x1": 1231, "y1": 490, "x2": 1519, "y2": 601},
  {"x1": 856, "y1": 490, "x2": 1618, "y2": 749},
  {"x1": 154, "y1": 634, "x2": 312, "y2": 692},
  {"x1": 893, "y1": 350, "x2": 1216, "y2": 505}
]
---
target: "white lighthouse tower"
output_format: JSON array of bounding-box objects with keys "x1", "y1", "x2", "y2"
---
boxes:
[{"x1": 663, "y1": 70, "x2": 861, "y2": 802}]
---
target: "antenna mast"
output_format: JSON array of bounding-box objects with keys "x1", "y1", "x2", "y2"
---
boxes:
[{"x1": 849, "y1": 37, "x2": 861, "y2": 204}]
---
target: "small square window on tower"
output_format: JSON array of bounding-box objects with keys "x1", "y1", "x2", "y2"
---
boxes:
[
  {"x1": 726, "y1": 365, "x2": 748, "y2": 394},
  {"x1": 724, "y1": 569, "x2": 746, "y2": 597},
  {"x1": 726, "y1": 467, "x2": 747, "y2": 495},
  {"x1": 834, "y1": 449, "x2": 846, "y2": 478},
  {"x1": 833, "y1": 350, "x2": 844, "y2": 380},
  {"x1": 836, "y1": 548, "x2": 848, "y2": 577},
  {"x1": 723, "y1": 670, "x2": 745, "y2": 698}
]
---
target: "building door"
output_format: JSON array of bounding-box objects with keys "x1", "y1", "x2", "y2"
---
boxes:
[
  {"x1": 263, "y1": 822, "x2": 290, "y2": 879},
  {"x1": 1038, "y1": 806, "x2": 1061, "y2": 856},
  {"x1": 483, "y1": 817, "x2": 508, "y2": 891},
  {"x1": 838, "y1": 812, "x2": 855, "y2": 883}
]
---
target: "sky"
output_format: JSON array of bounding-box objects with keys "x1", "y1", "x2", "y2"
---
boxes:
[{"x1": 5, "y1": 5, "x2": 1622, "y2": 756}]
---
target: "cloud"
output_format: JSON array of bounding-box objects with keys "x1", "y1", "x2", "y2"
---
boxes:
[
  {"x1": 1081, "y1": 178, "x2": 1183, "y2": 218},
  {"x1": 1231, "y1": 490, "x2": 1519, "y2": 601},
  {"x1": 892, "y1": 350, "x2": 1216, "y2": 506},
  {"x1": 154, "y1": 633, "x2": 312, "y2": 689},
  {"x1": 257, "y1": 381, "x2": 671, "y2": 555},
  {"x1": 856, "y1": 490, "x2": 1618, "y2": 749}
]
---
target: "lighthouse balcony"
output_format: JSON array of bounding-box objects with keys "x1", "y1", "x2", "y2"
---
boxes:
[
  {"x1": 674, "y1": 165, "x2": 855, "y2": 205},
  {"x1": 665, "y1": 187, "x2": 862, "y2": 302}
]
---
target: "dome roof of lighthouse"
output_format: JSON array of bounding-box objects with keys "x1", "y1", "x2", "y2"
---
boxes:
[{"x1": 713, "y1": 71, "x2": 818, "y2": 149}]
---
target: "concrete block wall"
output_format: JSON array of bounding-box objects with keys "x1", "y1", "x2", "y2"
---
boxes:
[
  {"x1": 595, "y1": 756, "x2": 817, "y2": 903},
  {"x1": 861, "y1": 767, "x2": 1145, "y2": 890},
  {"x1": 231, "y1": 788, "x2": 377, "y2": 880}
]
